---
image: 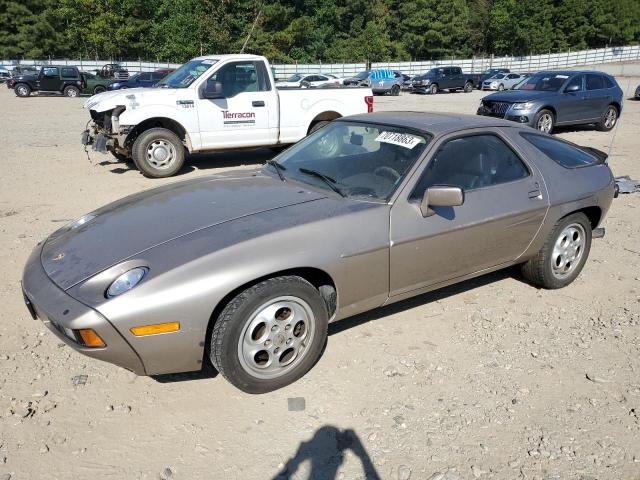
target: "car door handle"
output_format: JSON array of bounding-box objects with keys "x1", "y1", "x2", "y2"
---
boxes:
[{"x1": 252, "y1": 100, "x2": 265, "y2": 107}]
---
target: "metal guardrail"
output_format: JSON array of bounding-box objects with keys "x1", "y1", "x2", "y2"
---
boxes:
[{"x1": 2, "y1": 45, "x2": 639, "y2": 78}]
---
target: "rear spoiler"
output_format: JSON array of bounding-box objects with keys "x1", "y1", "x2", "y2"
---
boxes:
[{"x1": 578, "y1": 146, "x2": 608, "y2": 164}]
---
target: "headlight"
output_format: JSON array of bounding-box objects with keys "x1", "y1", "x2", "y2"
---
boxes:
[
  {"x1": 106, "y1": 267, "x2": 147, "y2": 298},
  {"x1": 513, "y1": 102, "x2": 534, "y2": 111}
]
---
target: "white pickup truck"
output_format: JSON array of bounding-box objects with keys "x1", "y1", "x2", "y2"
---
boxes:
[{"x1": 82, "y1": 54, "x2": 374, "y2": 177}]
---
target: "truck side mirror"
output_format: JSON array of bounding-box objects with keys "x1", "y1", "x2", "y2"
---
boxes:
[
  {"x1": 203, "y1": 80, "x2": 223, "y2": 99},
  {"x1": 420, "y1": 185, "x2": 464, "y2": 217}
]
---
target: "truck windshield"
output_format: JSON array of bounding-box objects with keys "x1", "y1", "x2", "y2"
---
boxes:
[
  {"x1": 272, "y1": 121, "x2": 431, "y2": 201},
  {"x1": 518, "y1": 73, "x2": 569, "y2": 92},
  {"x1": 156, "y1": 59, "x2": 217, "y2": 88}
]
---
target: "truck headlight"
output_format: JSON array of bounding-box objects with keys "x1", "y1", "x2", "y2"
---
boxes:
[
  {"x1": 106, "y1": 267, "x2": 148, "y2": 298},
  {"x1": 513, "y1": 102, "x2": 534, "y2": 111}
]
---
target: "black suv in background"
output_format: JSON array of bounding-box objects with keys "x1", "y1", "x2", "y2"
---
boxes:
[{"x1": 7, "y1": 65, "x2": 86, "y2": 97}]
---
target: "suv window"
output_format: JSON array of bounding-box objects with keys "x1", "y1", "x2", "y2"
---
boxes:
[
  {"x1": 209, "y1": 61, "x2": 260, "y2": 97},
  {"x1": 565, "y1": 75, "x2": 583, "y2": 92},
  {"x1": 42, "y1": 67, "x2": 59, "y2": 77},
  {"x1": 603, "y1": 76, "x2": 615, "y2": 88},
  {"x1": 586, "y1": 74, "x2": 604, "y2": 90},
  {"x1": 139, "y1": 72, "x2": 152, "y2": 81},
  {"x1": 520, "y1": 133, "x2": 598, "y2": 168},
  {"x1": 61, "y1": 67, "x2": 77, "y2": 78},
  {"x1": 451, "y1": 67, "x2": 461, "y2": 75},
  {"x1": 411, "y1": 134, "x2": 529, "y2": 198},
  {"x1": 151, "y1": 72, "x2": 165, "y2": 81}
]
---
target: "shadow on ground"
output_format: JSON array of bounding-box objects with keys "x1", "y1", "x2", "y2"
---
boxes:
[{"x1": 272, "y1": 426, "x2": 380, "y2": 480}]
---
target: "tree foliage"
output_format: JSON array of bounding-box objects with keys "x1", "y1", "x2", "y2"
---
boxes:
[{"x1": 0, "y1": 0, "x2": 638, "y2": 61}]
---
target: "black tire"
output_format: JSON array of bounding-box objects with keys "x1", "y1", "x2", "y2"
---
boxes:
[
  {"x1": 209, "y1": 276, "x2": 329, "y2": 393},
  {"x1": 498, "y1": 83, "x2": 505, "y2": 91},
  {"x1": 533, "y1": 109, "x2": 555, "y2": 134},
  {"x1": 464, "y1": 81, "x2": 473, "y2": 93},
  {"x1": 521, "y1": 212, "x2": 592, "y2": 289},
  {"x1": 430, "y1": 83, "x2": 438, "y2": 94},
  {"x1": 309, "y1": 120, "x2": 330, "y2": 135},
  {"x1": 14, "y1": 83, "x2": 30, "y2": 97},
  {"x1": 63, "y1": 85, "x2": 80, "y2": 97},
  {"x1": 132, "y1": 127, "x2": 185, "y2": 178},
  {"x1": 391, "y1": 84, "x2": 400, "y2": 96},
  {"x1": 596, "y1": 104, "x2": 618, "y2": 132},
  {"x1": 93, "y1": 85, "x2": 106, "y2": 95}
]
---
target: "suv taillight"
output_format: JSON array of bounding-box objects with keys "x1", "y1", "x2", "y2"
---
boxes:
[{"x1": 365, "y1": 95, "x2": 374, "y2": 113}]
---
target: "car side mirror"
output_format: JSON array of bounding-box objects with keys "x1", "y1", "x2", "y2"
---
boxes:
[
  {"x1": 203, "y1": 80, "x2": 223, "y2": 99},
  {"x1": 565, "y1": 84, "x2": 580, "y2": 93},
  {"x1": 420, "y1": 185, "x2": 464, "y2": 217}
]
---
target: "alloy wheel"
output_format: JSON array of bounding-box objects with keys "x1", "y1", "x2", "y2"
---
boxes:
[{"x1": 551, "y1": 223, "x2": 586, "y2": 279}]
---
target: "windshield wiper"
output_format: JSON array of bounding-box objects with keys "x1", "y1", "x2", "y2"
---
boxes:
[
  {"x1": 298, "y1": 168, "x2": 345, "y2": 197},
  {"x1": 266, "y1": 159, "x2": 286, "y2": 181}
]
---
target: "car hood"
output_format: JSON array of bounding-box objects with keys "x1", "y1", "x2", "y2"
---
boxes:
[
  {"x1": 41, "y1": 170, "x2": 327, "y2": 290},
  {"x1": 84, "y1": 87, "x2": 175, "y2": 112},
  {"x1": 482, "y1": 90, "x2": 556, "y2": 102}
]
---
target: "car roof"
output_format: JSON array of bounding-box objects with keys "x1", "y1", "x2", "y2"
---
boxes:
[
  {"x1": 536, "y1": 70, "x2": 611, "y2": 76},
  {"x1": 341, "y1": 111, "x2": 524, "y2": 136},
  {"x1": 193, "y1": 54, "x2": 265, "y2": 62}
]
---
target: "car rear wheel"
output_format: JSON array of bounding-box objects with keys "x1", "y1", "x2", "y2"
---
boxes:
[
  {"x1": 132, "y1": 127, "x2": 185, "y2": 178},
  {"x1": 534, "y1": 109, "x2": 554, "y2": 134},
  {"x1": 391, "y1": 84, "x2": 400, "y2": 96},
  {"x1": 209, "y1": 276, "x2": 329, "y2": 393},
  {"x1": 93, "y1": 85, "x2": 106, "y2": 95},
  {"x1": 464, "y1": 81, "x2": 473, "y2": 92},
  {"x1": 596, "y1": 105, "x2": 618, "y2": 132},
  {"x1": 430, "y1": 83, "x2": 438, "y2": 95},
  {"x1": 64, "y1": 86, "x2": 79, "y2": 97},
  {"x1": 14, "y1": 84, "x2": 30, "y2": 97},
  {"x1": 521, "y1": 212, "x2": 592, "y2": 289}
]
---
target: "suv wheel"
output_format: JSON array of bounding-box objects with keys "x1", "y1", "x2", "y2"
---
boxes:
[
  {"x1": 132, "y1": 127, "x2": 185, "y2": 178},
  {"x1": 63, "y1": 86, "x2": 79, "y2": 97},
  {"x1": 430, "y1": 83, "x2": 438, "y2": 95},
  {"x1": 93, "y1": 85, "x2": 106, "y2": 95},
  {"x1": 534, "y1": 109, "x2": 554, "y2": 134},
  {"x1": 14, "y1": 84, "x2": 30, "y2": 97},
  {"x1": 596, "y1": 105, "x2": 618, "y2": 132},
  {"x1": 391, "y1": 84, "x2": 400, "y2": 96}
]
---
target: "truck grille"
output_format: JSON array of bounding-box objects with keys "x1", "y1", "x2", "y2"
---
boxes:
[{"x1": 482, "y1": 101, "x2": 511, "y2": 118}]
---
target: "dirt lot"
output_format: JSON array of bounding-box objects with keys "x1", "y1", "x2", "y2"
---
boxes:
[{"x1": 1, "y1": 78, "x2": 639, "y2": 480}]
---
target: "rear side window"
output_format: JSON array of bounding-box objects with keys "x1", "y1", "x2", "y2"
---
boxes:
[
  {"x1": 603, "y1": 76, "x2": 615, "y2": 88},
  {"x1": 586, "y1": 74, "x2": 604, "y2": 90},
  {"x1": 43, "y1": 67, "x2": 59, "y2": 77},
  {"x1": 521, "y1": 133, "x2": 598, "y2": 168},
  {"x1": 452, "y1": 67, "x2": 461, "y2": 75},
  {"x1": 61, "y1": 68, "x2": 76, "y2": 78}
]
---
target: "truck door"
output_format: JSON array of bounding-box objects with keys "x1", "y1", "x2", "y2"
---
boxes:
[
  {"x1": 40, "y1": 67, "x2": 59, "y2": 91},
  {"x1": 197, "y1": 60, "x2": 278, "y2": 150}
]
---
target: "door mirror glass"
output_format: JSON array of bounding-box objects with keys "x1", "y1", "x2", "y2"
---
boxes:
[
  {"x1": 203, "y1": 80, "x2": 223, "y2": 99},
  {"x1": 420, "y1": 185, "x2": 464, "y2": 217}
]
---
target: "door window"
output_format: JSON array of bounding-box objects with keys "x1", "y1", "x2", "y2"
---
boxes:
[
  {"x1": 564, "y1": 75, "x2": 583, "y2": 92},
  {"x1": 138, "y1": 72, "x2": 152, "y2": 81},
  {"x1": 411, "y1": 134, "x2": 529, "y2": 199},
  {"x1": 452, "y1": 67, "x2": 462, "y2": 75},
  {"x1": 208, "y1": 62, "x2": 260, "y2": 97},
  {"x1": 42, "y1": 67, "x2": 58, "y2": 77},
  {"x1": 586, "y1": 74, "x2": 604, "y2": 90}
]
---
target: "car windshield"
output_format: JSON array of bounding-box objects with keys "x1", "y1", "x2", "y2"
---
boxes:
[
  {"x1": 156, "y1": 59, "x2": 216, "y2": 88},
  {"x1": 272, "y1": 121, "x2": 431, "y2": 201},
  {"x1": 518, "y1": 73, "x2": 570, "y2": 92},
  {"x1": 286, "y1": 74, "x2": 303, "y2": 82},
  {"x1": 354, "y1": 71, "x2": 370, "y2": 80},
  {"x1": 490, "y1": 74, "x2": 506, "y2": 80},
  {"x1": 128, "y1": 73, "x2": 140, "y2": 82}
]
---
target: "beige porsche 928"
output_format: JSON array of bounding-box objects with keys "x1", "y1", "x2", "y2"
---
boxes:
[{"x1": 23, "y1": 112, "x2": 615, "y2": 393}]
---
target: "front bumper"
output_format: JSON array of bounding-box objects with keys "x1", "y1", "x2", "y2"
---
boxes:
[
  {"x1": 22, "y1": 243, "x2": 146, "y2": 375},
  {"x1": 477, "y1": 104, "x2": 536, "y2": 126}
]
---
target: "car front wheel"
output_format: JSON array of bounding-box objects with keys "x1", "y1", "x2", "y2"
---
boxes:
[
  {"x1": 521, "y1": 212, "x2": 592, "y2": 289},
  {"x1": 14, "y1": 84, "x2": 30, "y2": 97},
  {"x1": 132, "y1": 127, "x2": 185, "y2": 178},
  {"x1": 210, "y1": 276, "x2": 329, "y2": 393},
  {"x1": 430, "y1": 83, "x2": 438, "y2": 94},
  {"x1": 534, "y1": 109, "x2": 554, "y2": 134}
]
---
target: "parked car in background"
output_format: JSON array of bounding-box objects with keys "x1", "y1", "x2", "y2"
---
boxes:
[
  {"x1": 98, "y1": 63, "x2": 129, "y2": 80},
  {"x1": 477, "y1": 71, "x2": 623, "y2": 133},
  {"x1": 81, "y1": 72, "x2": 113, "y2": 95},
  {"x1": 107, "y1": 71, "x2": 169, "y2": 90},
  {"x1": 276, "y1": 73, "x2": 337, "y2": 88},
  {"x1": 26, "y1": 112, "x2": 615, "y2": 393},
  {"x1": 473, "y1": 68, "x2": 510, "y2": 89},
  {"x1": 635, "y1": 84, "x2": 640, "y2": 99},
  {"x1": 411, "y1": 66, "x2": 474, "y2": 94},
  {"x1": 7, "y1": 65, "x2": 85, "y2": 97},
  {"x1": 0, "y1": 65, "x2": 10, "y2": 83},
  {"x1": 343, "y1": 69, "x2": 403, "y2": 95},
  {"x1": 82, "y1": 54, "x2": 374, "y2": 177},
  {"x1": 322, "y1": 73, "x2": 344, "y2": 84},
  {"x1": 482, "y1": 72, "x2": 527, "y2": 91}
]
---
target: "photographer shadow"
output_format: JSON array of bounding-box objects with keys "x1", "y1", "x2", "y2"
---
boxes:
[{"x1": 272, "y1": 425, "x2": 380, "y2": 480}]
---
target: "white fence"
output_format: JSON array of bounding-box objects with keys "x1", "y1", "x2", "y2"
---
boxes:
[{"x1": 3, "y1": 45, "x2": 639, "y2": 78}]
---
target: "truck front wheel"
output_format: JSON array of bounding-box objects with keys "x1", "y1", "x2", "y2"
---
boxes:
[
  {"x1": 132, "y1": 128, "x2": 185, "y2": 178},
  {"x1": 14, "y1": 84, "x2": 31, "y2": 97}
]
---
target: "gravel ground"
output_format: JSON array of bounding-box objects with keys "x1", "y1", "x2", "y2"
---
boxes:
[{"x1": 0, "y1": 78, "x2": 639, "y2": 480}]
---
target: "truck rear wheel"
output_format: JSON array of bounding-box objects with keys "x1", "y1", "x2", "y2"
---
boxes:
[
  {"x1": 63, "y1": 86, "x2": 79, "y2": 97},
  {"x1": 132, "y1": 128, "x2": 185, "y2": 178},
  {"x1": 14, "y1": 84, "x2": 31, "y2": 97}
]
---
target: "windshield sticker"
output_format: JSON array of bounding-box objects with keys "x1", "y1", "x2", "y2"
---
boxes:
[
  {"x1": 555, "y1": 75, "x2": 569, "y2": 79},
  {"x1": 375, "y1": 131, "x2": 421, "y2": 149}
]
